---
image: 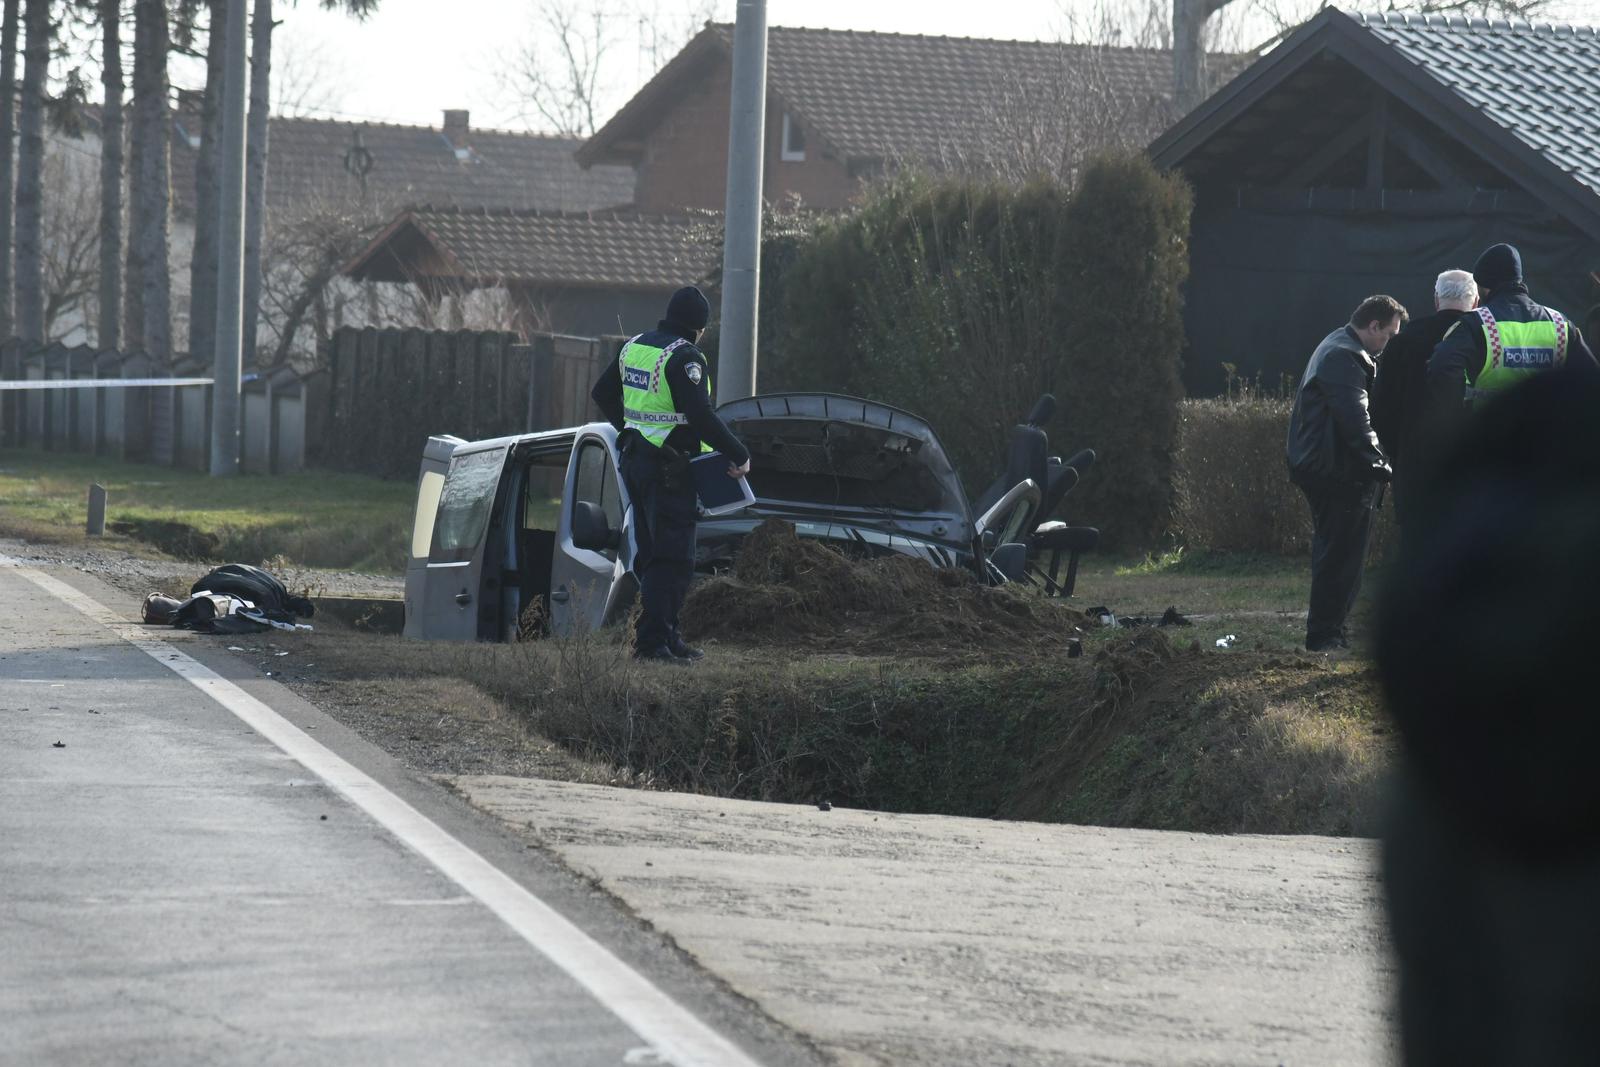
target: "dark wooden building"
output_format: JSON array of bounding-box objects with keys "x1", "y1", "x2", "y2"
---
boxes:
[{"x1": 1149, "y1": 9, "x2": 1600, "y2": 393}]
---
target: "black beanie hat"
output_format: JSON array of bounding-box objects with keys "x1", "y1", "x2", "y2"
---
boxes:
[
  {"x1": 1472, "y1": 243, "x2": 1523, "y2": 293},
  {"x1": 664, "y1": 286, "x2": 711, "y2": 333}
]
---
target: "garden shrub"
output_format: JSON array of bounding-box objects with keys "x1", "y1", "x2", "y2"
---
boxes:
[
  {"x1": 760, "y1": 152, "x2": 1190, "y2": 549},
  {"x1": 1172, "y1": 395, "x2": 1395, "y2": 556},
  {"x1": 1172, "y1": 395, "x2": 1310, "y2": 554}
]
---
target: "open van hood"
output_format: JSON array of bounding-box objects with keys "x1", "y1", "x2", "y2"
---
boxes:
[{"x1": 714, "y1": 393, "x2": 974, "y2": 547}]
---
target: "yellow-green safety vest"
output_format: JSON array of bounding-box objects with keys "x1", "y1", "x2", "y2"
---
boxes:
[
  {"x1": 1467, "y1": 306, "x2": 1569, "y2": 404},
  {"x1": 619, "y1": 335, "x2": 713, "y2": 451}
]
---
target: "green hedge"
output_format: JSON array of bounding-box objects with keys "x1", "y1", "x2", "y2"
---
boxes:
[
  {"x1": 1172, "y1": 396, "x2": 1395, "y2": 556},
  {"x1": 759, "y1": 153, "x2": 1191, "y2": 549},
  {"x1": 1172, "y1": 396, "x2": 1310, "y2": 554}
]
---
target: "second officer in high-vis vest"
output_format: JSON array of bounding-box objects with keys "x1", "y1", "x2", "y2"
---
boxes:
[
  {"x1": 1427, "y1": 243, "x2": 1597, "y2": 416},
  {"x1": 590, "y1": 286, "x2": 751, "y2": 663}
]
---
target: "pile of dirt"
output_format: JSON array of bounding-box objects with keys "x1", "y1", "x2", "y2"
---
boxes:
[{"x1": 682, "y1": 518, "x2": 1089, "y2": 657}]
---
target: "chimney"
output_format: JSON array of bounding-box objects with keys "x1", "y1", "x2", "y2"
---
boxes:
[{"x1": 443, "y1": 109, "x2": 470, "y2": 145}]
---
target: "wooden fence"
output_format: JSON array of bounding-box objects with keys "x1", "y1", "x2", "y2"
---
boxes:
[{"x1": 319, "y1": 326, "x2": 622, "y2": 479}]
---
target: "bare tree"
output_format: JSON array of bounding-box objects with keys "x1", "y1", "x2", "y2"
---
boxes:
[
  {"x1": 0, "y1": 0, "x2": 18, "y2": 342},
  {"x1": 242, "y1": 0, "x2": 377, "y2": 367},
  {"x1": 97, "y1": 0, "x2": 123, "y2": 348},
  {"x1": 128, "y1": 0, "x2": 171, "y2": 358},
  {"x1": 1173, "y1": 0, "x2": 1233, "y2": 112},
  {"x1": 14, "y1": 0, "x2": 50, "y2": 342},
  {"x1": 932, "y1": 42, "x2": 1172, "y2": 189},
  {"x1": 499, "y1": 0, "x2": 715, "y2": 137},
  {"x1": 241, "y1": 0, "x2": 272, "y2": 367},
  {"x1": 256, "y1": 192, "x2": 388, "y2": 367},
  {"x1": 269, "y1": 32, "x2": 347, "y2": 118},
  {"x1": 41, "y1": 147, "x2": 99, "y2": 339},
  {"x1": 186, "y1": 0, "x2": 224, "y2": 362},
  {"x1": 502, "y1": 2, "x2": 610, "y2": 137}
]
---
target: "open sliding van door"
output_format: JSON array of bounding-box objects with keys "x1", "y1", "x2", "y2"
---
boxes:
[
  {"x1": 404, "y1": 435, "x2": 464, "y2": 638},
  {"x1": 416, "y1": 443, "x2": 510, "y2": 641},
  {"x1": 549, "y1": 428, "x2": 633, "y2": 635}
]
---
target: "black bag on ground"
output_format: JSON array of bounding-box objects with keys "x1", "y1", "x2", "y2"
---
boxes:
[{"x1": 190, "y1": 564, "x2": 315, "y2": 619}]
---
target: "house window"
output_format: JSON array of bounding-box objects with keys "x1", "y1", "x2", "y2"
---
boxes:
[{"x1": 781, "y1": 112, "x2": 806, "y2": 162}]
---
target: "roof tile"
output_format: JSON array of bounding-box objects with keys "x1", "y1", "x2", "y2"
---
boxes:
[
  {"x1": 170, "y1": 115, "x2": 635, "y2": 220},
  {"x1": 585, "y1": 24, "x2": 1245, "y2": 168},
  {"x1": 387, "y1": 206, "x2": 715, "y2": 290},
  {"x1": 1355, "y1": 10, "x2": 1600, "y2": 197}
]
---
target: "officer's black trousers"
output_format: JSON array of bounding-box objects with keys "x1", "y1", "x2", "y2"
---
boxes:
[
  {"x1": 1300, "y1": 479, "x2": 1377, "y2": 646},
  {"x1": 620, "y1": 443, "x2": 698, "y2": 653}
]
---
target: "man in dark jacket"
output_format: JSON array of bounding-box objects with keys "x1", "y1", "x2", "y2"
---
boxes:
[
  {"x1": 591, "y1": 286, "x2": 751, "y2": 663},
  {"x1": 1427, "y1": 243, "x2": 1598, "y2": 419},
  {"x1": 1287, "y1": 295, "x2": 1402, "y2": 652},
  {"x1": 1372, "y1": 270, "x2": 1477, "y2": 523}
]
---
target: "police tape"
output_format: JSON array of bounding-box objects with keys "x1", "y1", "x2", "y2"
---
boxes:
[{"x1": 0, "y1": 377, "x2": 216, "y2": 390}]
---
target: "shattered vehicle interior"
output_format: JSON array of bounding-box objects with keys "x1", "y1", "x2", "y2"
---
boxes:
[{"x1": 404, "y1": 392, "x2": 1099, "y2": 642}]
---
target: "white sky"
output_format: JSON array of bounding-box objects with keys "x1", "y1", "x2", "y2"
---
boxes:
[{"x1": 266, "y1": 0, "x2": 1600, "y2": 132}]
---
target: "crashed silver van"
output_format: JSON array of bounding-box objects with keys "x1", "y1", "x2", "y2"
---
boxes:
[{"x1": 404, "y1": 393, "x2": 1055, "y2": 642}]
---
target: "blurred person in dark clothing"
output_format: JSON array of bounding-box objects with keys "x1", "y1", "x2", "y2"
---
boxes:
[
  {"x1": 1377, "y1": 368, "x2": 1600, "y2": 1066},
  {"x1": 1286, "y1": 295, "x2": 1402, "y2": 652},
  {"x1": 1372, "y1": 270, "x2": 1477, "y2": 523},
  {"x1": 591, "y1": 286, "x2": 750, "y2": 663},
  {"x1": 1427, "y1": 244, "x2": 1597, "y2": 420}
]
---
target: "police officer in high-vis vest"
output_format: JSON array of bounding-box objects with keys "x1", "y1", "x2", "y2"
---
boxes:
[
  {"x1": 1428, "y1": 243, "x2": 1597, "y2": 417},
  {"x1": 590, "y1": 286, "x2": 751, "y2": 663}
]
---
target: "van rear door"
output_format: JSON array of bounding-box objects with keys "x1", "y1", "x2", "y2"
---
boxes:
[
  {"x1": 418, "y1": 444, "x2": 509, "y2": 641},
  {"x1": 403, "y1": 435, "x2": 463, "y2": 638}
]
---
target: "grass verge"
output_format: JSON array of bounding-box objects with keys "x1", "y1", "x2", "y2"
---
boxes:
[
  {"x1": 0, "y1": 449, "x2": 415, "y2": 572},
  {"x1": 276, "y1": 618, "x2": 1393, "y2": 837}
]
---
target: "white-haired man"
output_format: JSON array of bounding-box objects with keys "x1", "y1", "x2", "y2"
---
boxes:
[{"x1": 1371, "y1": 269, "x2": 1477, "y2": 522}]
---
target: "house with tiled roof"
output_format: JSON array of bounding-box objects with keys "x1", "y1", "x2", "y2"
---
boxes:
[
  {"x1": 343, "y1": 25, "x2": 1240, "y2": 339},
  {"x1": 342, "y1": 206, "x2": 715, "y2": 337},
  {"x1": 34, "y1": 104, "x2": 637, "y2": 351},
  {"x1": 577, "y1": 24, "x2": 1227, "y2": 213},
  {"x1": 169, "y1": 107, "x2": 636, "y2": 219},
  {"x1": 1149, "y1": 8, "x2": 1600, "y2": 392},
  {"x1": 157, "y1": 107, "x2": 638, "y2": 357}
]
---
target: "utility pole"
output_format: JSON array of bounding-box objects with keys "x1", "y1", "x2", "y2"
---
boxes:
[
  {"x1": 209, "y1": 0, "x2": 248, "y2": 475},
  {"x1": 715, "y1": 0, "x2": 767, "y2": 405}
]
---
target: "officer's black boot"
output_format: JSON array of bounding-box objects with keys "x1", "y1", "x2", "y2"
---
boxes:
[
  {"x1": 667, "y1": 635, "x2": 704, "y2": 661},
  {"x1": 634, "y1": 645, "x2": 690, "y2": 665}
]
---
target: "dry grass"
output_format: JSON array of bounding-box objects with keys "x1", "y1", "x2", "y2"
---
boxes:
[{"x1": 266, "y1": 614, "x2": 1393, "y2": 836}]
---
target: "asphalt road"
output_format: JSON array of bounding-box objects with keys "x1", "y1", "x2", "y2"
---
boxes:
[{"x1": 0, "y1": 562, "x2": 817, "y2": 1067}]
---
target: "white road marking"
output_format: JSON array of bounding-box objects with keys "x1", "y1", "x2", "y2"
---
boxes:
[{"x1": 4, "y1": 562, "x2": 763, "y2": 1067}]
